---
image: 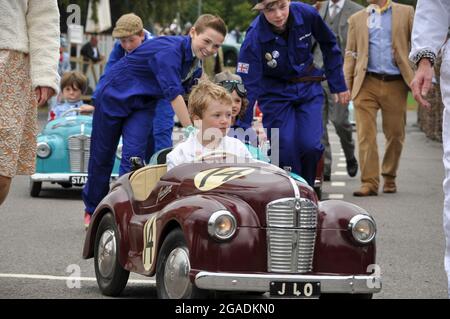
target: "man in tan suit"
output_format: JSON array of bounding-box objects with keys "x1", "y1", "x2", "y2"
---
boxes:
[{"x1": 344, "y1": 0, "x2": 414, "y2": 196}]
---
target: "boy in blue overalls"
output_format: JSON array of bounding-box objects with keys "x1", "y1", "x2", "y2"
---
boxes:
[
  {"x1": 237, "y1": 0, "x2": 350, "y2": 187},
  {"x1": 82, "y1": 14, "x2": 227, "y2": 228},
  {"x1": 97, "y1": 13, "x2": 174, "y2": 163}
]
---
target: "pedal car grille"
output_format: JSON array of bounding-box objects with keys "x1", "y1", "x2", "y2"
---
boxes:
[
  {"x1": 68, "y1": 135, "x2": 90, "y2": 173},
  {"x1": 266, "y1": 198, "x2": 317, "y2": 273}
]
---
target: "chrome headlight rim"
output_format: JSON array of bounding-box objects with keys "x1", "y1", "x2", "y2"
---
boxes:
[
  {"x1": 207, "y1": 210, "x2": 237, "y2": 241},
  {"x1": 36, "y1": 142, "x2": 52, "y2": 158},
  {"x1": 116, "y1": 144, "x2": 123, "y2": 160},
  {"x1": 348, "y1": 214, "x2": 376, "y2": 244}
]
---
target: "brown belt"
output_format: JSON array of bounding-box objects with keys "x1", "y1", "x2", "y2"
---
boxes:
[
  {"x1": 289, "y1": 63, "x2": 326, "y2": 83},
  {"x1": 289, "y1": 76, "x2": 326, "y2": 83},
  {"x1": 366, "y1": 72, "x2": 402, "y2": 81}
]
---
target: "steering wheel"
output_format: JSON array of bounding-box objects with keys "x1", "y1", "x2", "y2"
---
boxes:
[
  {"x1": 195, "y1": 150, "x2": 239, "y2": 163},
  {"x1": 60, "y1": 107, "x2": 82, "y2": 117}
]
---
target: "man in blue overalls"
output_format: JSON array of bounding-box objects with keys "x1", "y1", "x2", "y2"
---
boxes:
[
  {"x1": 82, "y1": 14, "x2": 227, "y2": 228},
  {"x1": 237, "y1": 0, "x2": 350, "y2": 187},
  {"x1": 96, "y1": 13, "x2": 174, "y2": 162}
]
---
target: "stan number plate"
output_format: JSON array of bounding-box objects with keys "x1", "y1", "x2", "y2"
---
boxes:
[
  {"x1": 70, "y1": 176, "x2": 87, "y2": 185},
  {"x1": 270, "y1": 281, "x2": 320, "y2": 298}
]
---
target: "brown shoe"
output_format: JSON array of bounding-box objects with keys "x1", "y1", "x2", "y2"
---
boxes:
[
  {"x1": 353, "y1": 186, "x2": 378, "y2": 197},
  {"x1": 383, "y1": 181, "x2": 397, "y2": 193}
]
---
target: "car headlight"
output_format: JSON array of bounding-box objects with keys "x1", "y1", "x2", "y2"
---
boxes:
[
  {"x1": 348, "y1": 214, "x2": 376, "y2": 244},
  {"x1": 116, "y1": 144, "x2": 123, "y2": 160},
  {"x1": 36, "y1": 142, "x2": 51, "y2": 158},
  {"x1": 208, "y1": 210, "x2": 237, "y2": 240}
]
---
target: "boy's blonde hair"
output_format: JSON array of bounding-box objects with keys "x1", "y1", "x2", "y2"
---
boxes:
[
  {"x1": 188, "y1": 79, "x2": 232, "y2": 120},
  {"x1": 193, "y1": 14, "x2": 227, "y2": 37},
  {"x1": 60, "y1": 71, "x2": 87, "y2": 93}
]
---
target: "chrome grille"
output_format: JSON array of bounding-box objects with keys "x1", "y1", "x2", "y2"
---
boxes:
[
  {"x1": 68, "y1": 135, "x2": 90, "y2": 173},
  {"x1": 267, "y1": 198, "x2": 317, "y2": 273}
]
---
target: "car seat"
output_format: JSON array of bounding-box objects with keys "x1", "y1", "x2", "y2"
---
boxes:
[{"x1": 129, "y1": 164, "x2": 167, "y2": 201}]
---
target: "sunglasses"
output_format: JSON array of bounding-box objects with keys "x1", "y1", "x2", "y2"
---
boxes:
[{"x1": 219, "y1": 80, "x2": 247, "y2": 97}]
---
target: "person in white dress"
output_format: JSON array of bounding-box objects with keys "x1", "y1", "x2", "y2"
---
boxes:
[
  {"x1": 167, "y1": 80, "x2": 253, "y2": 170},
  {"x1": 409, "y1": 0, "x2": 450, "y2": 298}
]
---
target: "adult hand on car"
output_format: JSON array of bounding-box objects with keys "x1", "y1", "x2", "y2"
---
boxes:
[
  {"x1": 411, "y1": 59, "x2": 434, "y2": 110},
  {"x1": 35, "y1": 86, "x2": 55, "y2": 107}
]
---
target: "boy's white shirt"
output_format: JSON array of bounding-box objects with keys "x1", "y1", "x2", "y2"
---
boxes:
[{"x1": 167, "y1": 133, "x2": 254, "y2": 170}]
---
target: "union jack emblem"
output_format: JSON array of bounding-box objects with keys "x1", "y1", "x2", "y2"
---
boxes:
[{"x1": 237, "y1": 62, "x2": 250, "y2": 74}]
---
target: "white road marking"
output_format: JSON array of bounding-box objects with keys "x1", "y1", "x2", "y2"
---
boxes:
[
  {"x1": 332, "y1": 171, "x2": 347, "y2": 176},
  {"x1": 0, "y1": 273, "x2": 155, "y2": 284},
  {"x1": 331, "y1": 182, "x2": 346, "y2": 187},
  {"x1": 339, "y1": 157, "x2": 346, "y2": 162},
  {"x1": 337, "y1": 163, "x2": 346, "y2": 168},
  {"x1": 328, "y1": 194, "x2": 344, "y2": 199}
]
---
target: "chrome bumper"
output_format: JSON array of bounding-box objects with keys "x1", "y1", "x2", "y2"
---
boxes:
[
  {"x1": 30, "y1": 173, "x2": 118, "y2": 182},
  {"x1": 195, "y1": 272, "x2": 381, "y2": 294}
]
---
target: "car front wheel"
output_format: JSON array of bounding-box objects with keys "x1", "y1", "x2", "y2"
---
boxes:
[
  {"x1": 156, "y1": 228, "x2": 208, "y2": 299},
  {"x1": 94, "y1": 213, "x2": 130, "y2": 296},
  {"x1": 29, "y1": 180, "x2": 42, "y2": 197}
]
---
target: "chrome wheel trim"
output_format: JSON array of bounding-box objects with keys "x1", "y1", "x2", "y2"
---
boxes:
[
  {"x1": 164, "y1": 247, "x2": 191, "y2": 299},
  {"x1": 98, "y1": 229, "x2": 116, "y2": 278}
]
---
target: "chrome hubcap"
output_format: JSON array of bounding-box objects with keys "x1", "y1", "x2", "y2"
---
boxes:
[
  {"x1": 164, "y1": 247, "x2": 191, "y2": 299},
  {"x1": 98, "y1": 229, "x2": 116, "y2": 278}
]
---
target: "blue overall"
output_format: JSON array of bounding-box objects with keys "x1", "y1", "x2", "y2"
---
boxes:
[
  {"x1": 237, "y1": 2, "x2": 347, "y2": 186},
  {"x1": 101, "y1": 30, "x2": 175, "y2": 161},
  {"x1": 83, "y1": 35, "x2": 201, "y2": 214}
]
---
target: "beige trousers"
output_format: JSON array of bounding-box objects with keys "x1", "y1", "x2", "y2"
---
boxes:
[{"x1": 353, "y1": 75, "x2": 408, "y2": 191}]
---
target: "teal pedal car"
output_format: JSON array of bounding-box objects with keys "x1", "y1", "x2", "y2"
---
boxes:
[{"x1": 29, "y1": 108, "x2": 121, "y2": 197}]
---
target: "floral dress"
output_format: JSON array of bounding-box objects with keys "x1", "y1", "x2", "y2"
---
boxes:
[{"x1": 0, "y1": 50, "x2": 37, "y2": 177}]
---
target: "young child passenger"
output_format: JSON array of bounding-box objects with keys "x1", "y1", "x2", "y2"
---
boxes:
[
  {"x1": 167, "y1": 80, "x2": 253, "y2": 170},
  {"x1": 213, "y1": 71, "x2": 258, "y2": 146},
  {"x1": 83, "y1": 14, "x2": 227, "y2": 229},
  {"x1": 49, "y1": 71, "x2": 94, "y2": 120}
]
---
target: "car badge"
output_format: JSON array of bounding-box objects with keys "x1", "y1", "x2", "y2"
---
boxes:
[
  {"x1": 272, "y1": 50, "x2": 280, "y2": 59},
  {"x1": 265, "y1": 52, "x2": 273, "y2": 61},
  {"x1": 267, "y1": 59, "x2": 277, "y2": 68},
  {"x1": 194, "y1": 167, "x2": 255, "y2": 191}
]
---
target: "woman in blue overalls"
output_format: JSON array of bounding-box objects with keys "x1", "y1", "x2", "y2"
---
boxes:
[
  {"x1": 237, "y1": 0, "x2": 350, "y2": 186},
  {"x1": 82, "y1": 14, "x2": 227, "y2": 228}
]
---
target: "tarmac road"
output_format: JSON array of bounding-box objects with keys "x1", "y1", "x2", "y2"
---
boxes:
[{"x1": 0, "y1": 110, "x2": 447, "y2": 299}]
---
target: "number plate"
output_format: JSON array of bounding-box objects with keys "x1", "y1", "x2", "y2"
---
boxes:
[
  {"x1": 270, "y1": 281, "x2": 320, "y2": 298},
  {"x1": 70, "y1": 176, "x2": 87, "y2": 185}
]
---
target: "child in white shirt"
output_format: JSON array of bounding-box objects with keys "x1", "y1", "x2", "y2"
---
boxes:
[{"x1": 167, "y1": 80, "x2": 253, "y2": 170}]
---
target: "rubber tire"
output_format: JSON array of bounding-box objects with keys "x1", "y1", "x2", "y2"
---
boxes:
[
  {"x1": 156, "y1": 228, "x2": 208, "y2": 299},
  {"x1": 30, "y1": 181, "x2": 42, "y2": 197},
  {"x1": 94, "y1": 213, "x2": 130, "y2": 296},
  {"x1": 314, "y1": 186, "x2": 322, "y2": 200}
]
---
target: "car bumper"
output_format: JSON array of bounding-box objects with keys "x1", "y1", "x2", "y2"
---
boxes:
[
  {"x1": 30, "y1": 173, "x2": 118, "y2": 183},
  {"x1": 195, "y1": 272, "x2": 381, "y2": 294}
]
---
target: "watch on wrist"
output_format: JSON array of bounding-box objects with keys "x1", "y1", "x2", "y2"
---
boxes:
[{"x1": 411, "y1": 50, "x2": 436, "y2": 68}]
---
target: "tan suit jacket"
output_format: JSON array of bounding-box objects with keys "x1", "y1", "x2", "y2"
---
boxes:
[{"x1": 344, "y1": 2, "x2": 415, "y2": 99}]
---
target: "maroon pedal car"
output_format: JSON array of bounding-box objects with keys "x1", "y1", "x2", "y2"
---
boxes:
[{"x1": 83, "y1": 153, "x2": 381, "y2": 299}]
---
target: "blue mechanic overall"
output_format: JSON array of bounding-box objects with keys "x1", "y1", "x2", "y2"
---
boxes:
[
  {"x1": 102, "y1": 30, "x2": 175, "y2": 160},
  {"x1": 237, "y1": 2, "x2": 347, "y2": 186},
  {"x1": 83, "y1": 35, "x2": 201, "y2": 215}
]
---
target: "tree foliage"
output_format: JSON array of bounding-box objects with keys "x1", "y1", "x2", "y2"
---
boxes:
[{"x1": 58, "y1": 0, "x2": 418, "y2": 34}]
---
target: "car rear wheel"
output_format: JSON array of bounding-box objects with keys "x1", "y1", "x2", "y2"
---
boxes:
[
  {"x1": 314, "y1": 186, "x2": 322, "y2": 200},
  {"x1": 94, "y1": 213, "x2": 130, "y2": 296},
  {"x1": 29, "y1": 180, "x2": 42, "y2": 197},
  {"x1": 156, "y1": 228, "x2": 208, "y2": 299}
]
